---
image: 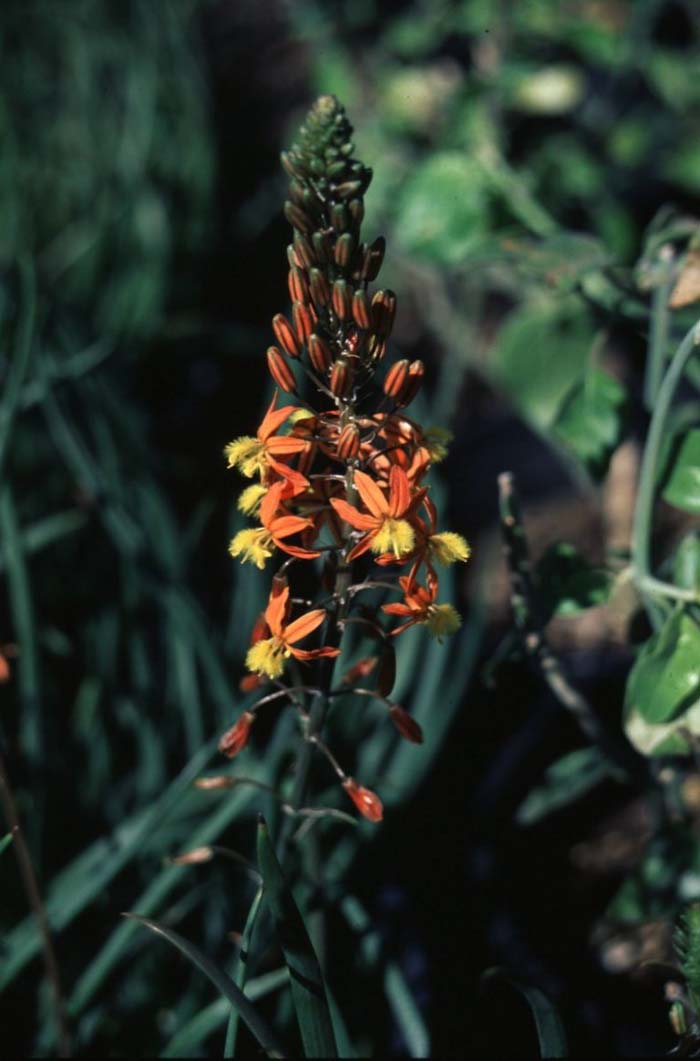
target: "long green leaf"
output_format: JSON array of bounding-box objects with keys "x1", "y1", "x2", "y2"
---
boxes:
[
  {"x1": 481, "y1": 968, "x2": 568, "y2": 1058},
  {"x1": 0, "y1": 257, "x2": 35, "y2": 480},
  {"x1": 0, "y1": 830, "x2": 15, "y2": 857},
  {"x1": 125, "y1": 914, "x2": 286, "y2": 1058},
  {"x1": 162, "y1": 968, "x2": 288, "y2": 1057},
  {"x1": 257, "y1": 818, "x2": 337, "y2": 1058},
  {"x1": 0, "y1": 509, "x2": 88, "y2": 574},
  {"x1": 224, "y1": 885, "x2": 264, "y2": 1057}
]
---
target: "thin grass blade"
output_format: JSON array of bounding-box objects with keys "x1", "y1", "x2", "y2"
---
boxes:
[
  {"x1": 481, "y1": 968, "x2": 568, "y2": 1058},
  {"x1": 124, "y1": 914, "x2": 286, "y2": 1058},
  {"x1": 257, "y1": 817, "x2": 337, "y2": 1058}
]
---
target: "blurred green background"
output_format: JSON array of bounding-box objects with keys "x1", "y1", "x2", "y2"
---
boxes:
[{"x1": 2, "y1": 0, "x2": 700, "y2": 1055}]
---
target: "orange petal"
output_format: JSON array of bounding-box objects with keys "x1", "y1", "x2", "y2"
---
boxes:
[
  {"x1": 264, "y1": 582, "x2": 289, "y2": 636},
  {"x1": 258, "y1": 392, "x2": 298, "y2": 442},
  {"x1": 283, "y1": 608, "x2": 327, "y2": 645},
  {"x1": 330, "y1": 497, "x2": 379, "y2": 531},
  {"x1": 291, "y1": 645, "x2": 342, "y2": 661},
  {"x1": 346, "y1": 535, "x2": 375, "y2": 562},
  {"x1": 353, "y1": 470, "x2": 390, "y2": 518},
  {"x1": 260, "y1": 481, "x2": 284, "y2": 526},
  {"x1": 388, "y1": 465, "x2": 411, "y2": 517},
  {"x1": 276, "y1": 543, "x2": 322, "y2": 559},
  {"x1": 0, "y1": 654, "x2": 9, "y2": 683},
  {"x1": 266, "y1": 436, "x2": 309, "y2": 455},
  {"x1": 270, "y1": 515, "x2": 314, "y2": 539},
  {"x1": 381, "y1": 603, "x2": 414, "y2": 617}
]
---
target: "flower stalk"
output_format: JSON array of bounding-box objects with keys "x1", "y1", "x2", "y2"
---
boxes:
[{"x1": 219, "y1": 95, "x2": 470, "y2": 838}]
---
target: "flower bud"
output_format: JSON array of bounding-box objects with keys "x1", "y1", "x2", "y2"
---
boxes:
[
  {"x1": 388, "y1": 704, "x2": 423, "y2": 744},
  {"x1": 193, "y1": 776, "x2": 237, "y2": 790},
  {"x1": 330, "y1": 202, "x2": 348, "y2": 232},
  {"x1": 266, "y1": 346, "x2": 296, "y2": 393},
  {"x1": 218, "y1": 711, "x2": 255, "y2": 759},
  {"x1": 334, "y1": 232, "x2": 355, "y2": 269},
  {"x1": 292, "y1": 300, "x2": 316, "y2": 344},
  {"x1": 362, "y1": 236, "x2": 385, "y2": 281},
  {"x1": 284, "y1": 200, "x2": 312, "y2": 234},
  {"x1": 398, "y1": 360, "x2": 424, "y2": 406},
  {"x1": 383, "y1": 359, "x2": 410, "y2": 399},
  {"x1": 309, "y1": 267, "x2": 331, "y2": 307},
  {"x1": 239, "y1": 673, "x2": 265, "y2": 693},
  {"x1": 330, "y1": 358, "x2": 352, "y2": 398},
  {"x1": 308, "y1": 332, "x2": 333, "y2": 375},
  {"x1": 352, "y1": 289, "x2": 372, "y2": 329},
  {"x1": 348, "y1": 198, "x2": 364, "y2": 227},
  {"x1": 312, "y1": 230, "x2": 333, "y2": 264},
  {"x1": 293, "y1": 234, "x2": 316, "y2": 269},
  {"x1": 337, "y1": 422, "x2": 360, "y2": 460},
  {"x1": 334, "y1": 179, "x2": 363, "y2": 200},
  {"x1": 281, "y1": 150, "x2": 307, "y2": 180},
  {"x1": 342, "y1": 777, "x2": 383, "y2": 822},
  {"x1": 288, "y1": 266, "x2": 309, "y2": 304},
  {"x1": 371, "y1": 289, "x2": 397, "y2": 338},
  {"x1": 170, "y1": 845, "x2": 214, "y2": 865},
  {"x1": 272, "y1": 313, "x2": 301, "y2": 358},
  {"x1": 367, "y1": 335, "x2": 386, "y2": 361},
  {"x1": 341, "y1": 656, "x2": 378, "y2": 684},
  {"x1": 332, "y1": 279, "x2": 352, "y2": 321}
]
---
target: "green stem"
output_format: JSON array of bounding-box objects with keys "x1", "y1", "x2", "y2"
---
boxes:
[
  {"x1": 632, "y1": 317, "x2": 700, "y2": 626},
  {"x1": 643, "y1": 249, "x2": 675, "y2": 411}
]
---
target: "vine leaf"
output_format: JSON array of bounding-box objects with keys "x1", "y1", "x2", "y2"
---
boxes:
[
  {"x1": 662, "y1": 428, "x2": 700, "y2": 513},
  {"x1": 552, "y1": 367, "x2": 627, "y2": 478}
]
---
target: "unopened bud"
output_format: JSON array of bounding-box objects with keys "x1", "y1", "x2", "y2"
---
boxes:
[
  {"x1": 309, "y1": 268, "x2": 331, "y2": 307},
  {"x1": 332, "y1": 279, "x2": 352, "y2": 321},
  {"x1": 293, "y1": 234, "x2": 316, "y2": 269},
  {"x1": 170, "y1": 845, "x2": 214, "y2": 865},
  {"x1": 352, "y1": 289, "x2": 372, "y2": 329},
  {"x1": 383, "y1": 359, "x2": 410, "y2": 399},
  {"x1": 330, "y1": 202, "x2": 348, "y2": 232},
  {"x1": 334, "y1": 179, "x2": 363, "y2": 200},
  {"x1": 292, "y1": 301, "x2": 316, "y2": 344},
  {"x1": 284, "y1": 200, "x2": 312, "y2": 234},
  {"x1": 239, "y1": 673, "x2": 265, "y2": 693},
  {"x1": 330, "y1": 358, "x2": 352, "y2": 398},
  {"x1": 398, "y1": 360, "x2": 424, "y2": 406},
  {"x1": 367, "y1": 335, "x2": 386, "y2": 361},
  {"x1": 281, "y1": 150, "x2": 307, "y2": 180},
  {"x1": 218, "y1": 712, "x2": 255, "y2": 759},
  {"x1": 669, "y1": 1000, "x2": 687, "y2": 1037},
  {"x1": 348, "y1": 198, "x2": 364, "y2": 227},
  {"x1": 334, "y1": 232, "x2": 355, "y2": 269},
  {"x1": 362, "y1": 236, "x2": 385, "y2": 281},
  {"x1": 194, "y1": 776, "x2": 237, "y2": 790},
  {"x1": 288, "y1": 266, "x2": 309, "y2": 304},
  {"x1": 341, "y1": 656, "x2": 378, "y2": 684},
  {"x1": 371, "y1": 289, "x2": 397, "y2": 338},
  {"x1": 308, "y1": 333, "x2": 333, "y2": 375},
  {"x1": 388, "y1": 704, "x2": 423, "y2": 744},
  {"x1": 312, "y1": 230, "x2": 333, "y2": 264},
  {"x1": 272, "y1": 313, "x2": 301, "y2": 358},
  {"x1": 337, "y1": 422, "x2": 360, "y2": 460},
  {"x1": 266, "y1": 346, "x2": 296, "y2": 393},
  {"x1": 342, "y1": 777, "x2": 383, "y2": 822}
]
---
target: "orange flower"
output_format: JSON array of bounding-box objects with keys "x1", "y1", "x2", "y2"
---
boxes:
[
  {"x1": 225, "y1": 391, "x2": 309, "y2": 483},
  {"x1": 382, "y1": 575, "x2": 461, "y2": 640},
  {"x1": 330, "y1": 466, "x2": 425, "y2": 562},
  {"x1": 246, "y1": 583, "x2": 340, "y2": 678},
  {"x1": 229, "y1": 480, "x2": 321, "y2": 567}
]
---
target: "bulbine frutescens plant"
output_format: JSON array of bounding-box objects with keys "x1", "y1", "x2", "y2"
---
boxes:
[{"x1": 219, "y1": 95, "x2": 469, "y2": 822}]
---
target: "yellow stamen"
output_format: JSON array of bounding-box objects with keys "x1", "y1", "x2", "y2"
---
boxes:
[
  {"x1": 237, "y1": 483, "x2": 267, "y2": 516},
  {"x1": 428, "y1": 532, "x2": 471, "y2": 565},
  {"x1": 372, "y1": 518, "x2": 415, "y2": 559},
  {"x1": 246, "y1": 636, "x2": 289, "y2": 678},
  {"x1": 228, "y1": 527, "x2": 274, "y2": 569},
  {"x1": 425, "y1": 604, "x2": 461, "y2": 641},
  {"x1": 224, "y1": 437, "x2": 266, "y2": 478},
  {"x1": 424, "y1": 426, "x2": 452, "y2": 463}
]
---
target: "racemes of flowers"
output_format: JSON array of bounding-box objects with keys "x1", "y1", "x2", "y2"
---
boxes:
[{"x1": 219, "y1": 96, "x2": 469, "y2": 822}]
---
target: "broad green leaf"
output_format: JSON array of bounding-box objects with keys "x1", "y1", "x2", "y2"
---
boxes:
[
  {"x1": 516, "y1": 748, "x2": 611, "y2": 825},
  {"x1": 256, "y1": 818, "x2": 337, "y2": 1059},
  {"x1": 624, "y1": 608, "x2": 700, "y2": 726},
  {"x1": 536, "y1": 541, "x2": 612, "y2": 620},
  {"x1": 674, "y1": 533, "x2": 700, "y2": 592},
  {"x1": 552, "y1": 368, "x2": 627, "y2": 477},
  {"x1": 662, "y1": 429, "x2": 700, "y2": 514},
  {"x1": 395, "y1": 152, "x2": 489, "y2": 266},
  {"x1": 496, "y1": 232, "x2": 610, "y2": 294},
  {"x1": 124, "y1": 915, "x2": 286, "y2": 1058},
  {"x1": 480, "y1": 968, "x2": 567, "y2": 1058},
  {"x1": 493, "y1": 298, "x2": 594, "y2": 429}
]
